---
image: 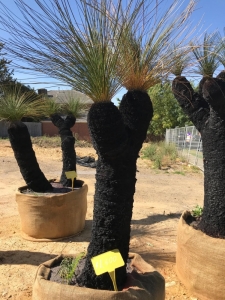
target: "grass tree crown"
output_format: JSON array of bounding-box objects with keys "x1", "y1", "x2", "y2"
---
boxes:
[
  {"x1": 0, "y1": 85, "x2": 46, "y2": 122},
  {"x1": 116, "y1": 0, "x2": 196, "y2": 92},
  {"x1": 191, "y1": 31, "x2": 221, "y2": 77},
  {"x1": 0, "y1": 0, "x2": 196, "y2": 102}
]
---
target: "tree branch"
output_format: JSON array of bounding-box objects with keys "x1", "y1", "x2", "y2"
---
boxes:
[
  {"x1": 172, "y1": 76, "x2": 209, "y2": 131},
  {"x1": 202, "y1": 77, "x2": 225, "y2": 119}
]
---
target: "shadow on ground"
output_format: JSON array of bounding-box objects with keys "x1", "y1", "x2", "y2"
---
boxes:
[
  {"x1": 131, "y1": 212, "x2": 181, "y2": 226},
  {"x1": 0, "y1": 250, "x2": 56, "y2": 265}
]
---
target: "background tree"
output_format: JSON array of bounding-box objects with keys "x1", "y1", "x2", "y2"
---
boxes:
[
  {"x1": 148, "y1": 82, "x2": 192, "y2": 137},
  {"x1": 6, "y1": 81, "x2": 36, "y2": 94},
  {"x1": 0, "y1": 42, "x2": 14, "y2": 88}
]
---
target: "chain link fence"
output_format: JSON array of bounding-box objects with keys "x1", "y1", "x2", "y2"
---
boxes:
[{"x1": 165, "y1": 126, "x2": 203, "y2": 171}]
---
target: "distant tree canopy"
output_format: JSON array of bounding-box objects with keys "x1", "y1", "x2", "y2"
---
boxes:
[
  {"x1": 3, "y1": 80, "x2": 36, "y2": 95},
  {"x1": 148, "y1": 82, "x2": 192, "y2": 136},
  {"x1": 0, "y1": 43, "x2": 35, "y2": 95},
  {"x1": 0, "y1": 42, "x2": 14, "y2": 87}
]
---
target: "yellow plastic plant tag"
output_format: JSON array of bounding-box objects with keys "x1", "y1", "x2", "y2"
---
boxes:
[
  {"x1": 91, "y1": 249, "x2": 125, "y2": 291},
  {"x1": 65, "y1": 171, "x2": 77, "y2": 190}
]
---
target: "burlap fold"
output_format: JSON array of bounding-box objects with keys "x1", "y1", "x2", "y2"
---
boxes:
[
  {"x1": 16, "y1": 183, "x2": 88, "y2": 241},
  {"x1": 32, "y1": 253, "x2": 165, "y2": 300},
  {"x1": 176, "y1": 211, "x2": 225, "y2": 300}
]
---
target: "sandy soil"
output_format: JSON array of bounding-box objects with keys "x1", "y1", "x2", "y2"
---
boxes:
[{"x1": 0, "y1": 139, "x2": 204, "y2": 300}]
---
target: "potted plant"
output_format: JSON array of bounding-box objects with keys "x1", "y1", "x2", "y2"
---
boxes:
[
  {"x1": 44, "y1": 93, "x2": 89, "y2": 186},
  {"x1": 0, "y1": 84, "x2": 52, "y2": 192},
  {"x1": 0, "y1": 0, "x2": 195, "y2": 297},
  {"x1": 171, "y1": 31, "x2": 225, "y2": 299},
  {"x1": 0, "y1": 84, "x2": 88, "y2": 241}
]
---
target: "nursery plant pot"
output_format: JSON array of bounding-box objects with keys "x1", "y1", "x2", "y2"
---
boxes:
[
  {"x1": 16, "y1": 181, "x2": 88, "y2": 241},
  {"x1": 32, "y1": 252, "x2": 165, "y2": 300},
  {"x1": 176, "y1": 211, "x2": 225, "y2": 300}
]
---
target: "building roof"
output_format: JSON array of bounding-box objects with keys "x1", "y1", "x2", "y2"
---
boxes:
[
  {"x1": 47, "y1": 89, "x2": 93, "y2": 105},
  {"x1": 43, "y1": 89, "x2": 93, "y2": 122}
]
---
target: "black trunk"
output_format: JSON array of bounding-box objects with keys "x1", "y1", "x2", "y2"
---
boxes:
[
  {"x1": 172, "y1": 75, "x2": 225, "y2": 237},
  {"x1": 119, "y1": 90, "x2": 153, "y2": 250},
  {"x1": 8, "y1": 121, "x2": 52, "y2": 192},
  {"x1": 50, "y1": 114, "x2": 76, "y2": 187},
  {"x1": 77, "y1": 102, "x2": 130, "y2": 290},
  {"x1": 77, "y1": 92, "x2": 153, "y2": 290}
]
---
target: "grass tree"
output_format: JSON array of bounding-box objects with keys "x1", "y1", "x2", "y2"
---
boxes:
[
  {"x1": 0, "y1": 0, "x2": 196, "y2": 290},
  {"x1": 116, "y1": 1, "x2": 195, "y2": 253},
  {"x1": 0, "y1": 85, "x2": 52, "y2": 192},
  {"x1": 45, "y1": 95, "x2": 88, "y2": 187},
  {"x1": 172, "y1": 31, "x2": 225, "y2": 237}
]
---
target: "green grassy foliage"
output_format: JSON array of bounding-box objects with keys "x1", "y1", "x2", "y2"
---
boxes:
[
  {"x1": 142, "y1": 141, "x2": 178, "y2": 169},
  {"x1": 58, "y1": 252, "x2": 86, "y2": 285},
  {"x1": 0, "y1": 85, "x2": 46, "y2": 122}
]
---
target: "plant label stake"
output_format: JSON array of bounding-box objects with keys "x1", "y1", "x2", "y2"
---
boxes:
[
  {"x1": 65, "y1": 171, "x2": 77, "y2": 190},
  {"x1": 91, "y1": 249, "x2": 125, "y2": 291}
]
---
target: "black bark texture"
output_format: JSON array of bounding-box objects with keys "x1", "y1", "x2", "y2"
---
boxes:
[
  {"x1": 8, "y1": 121, "x2": 52, "y2": 192},
  {"x1": 172, "y1": 74, "x2": 225, "y2": 237},
  {"x1": 77, "y1": 91, "x2": 153, "y2": 290},
  {"x1": 51, "y1": 114, "x2": 76, "y2": 187}
]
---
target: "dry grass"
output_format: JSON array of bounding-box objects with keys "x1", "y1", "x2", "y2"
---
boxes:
[
  {"x1": 31, "y1": 136, "x2": 92, "y2": 148},
  {"x1": 141, "y1": 142, "x2": 201, "y2": 174}
]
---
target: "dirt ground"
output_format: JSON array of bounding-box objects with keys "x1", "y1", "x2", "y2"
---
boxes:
[{"x1": 0, "y1": 139, "x2": 204, "y2": 300}]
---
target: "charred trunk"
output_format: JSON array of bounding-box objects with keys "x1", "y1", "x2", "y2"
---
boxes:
[
  {"x1": 119, "y1": 90, "x2": 153, "y2": 250},
  {"x1": 172, "y1": 74, "x2": 225, "y2": 237},
  {"x1": 50, "y1": 114, "x2": 76, "y2": 187},
  {"x1": 77, "y1": 102, "x2": 130, "y2": 290},
  {"x1": 8, "y1": 121, "x2": 52, "y2": 192},
  {"x1": 77, "y1": 92, "x2": 152, "y2": 290}
]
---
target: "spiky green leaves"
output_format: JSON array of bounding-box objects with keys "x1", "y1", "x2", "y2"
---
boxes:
[
  {"x1": 61, "y1": 93, "x2": 89, "y2": 117},
  {"x1": 0, "y1": 0, "x2": 197, "y2": 101},
  {"x1": 45, "y1": 92, "x2": 89, "y2": 118},
  {"x1": 117, "y1": 0, "x2": 196, "y2": 91},
  {"x1": 0, "y1": 85, "x2": 46, "y2": 122},
  {"x1": 169, "y1": 45, "x2": 190, "y2": 76},
  {"x1": 191, "y1": 32, "x2": 220, "y2": 77}
]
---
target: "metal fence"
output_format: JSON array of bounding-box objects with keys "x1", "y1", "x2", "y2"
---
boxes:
[
  {"x1": 0, "y1": 121, "x2": 42, "y2": 137},
  {"x1": 165, "y1": 126, "x2": 203, "y2": 171}
]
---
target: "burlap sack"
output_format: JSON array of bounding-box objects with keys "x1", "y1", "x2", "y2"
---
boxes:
[
  {"x1": 16, "y1": 183, "x2": 88, "y2": 241},
  {"x1": 32, "y1": 253, "x2": 165, "y2": 300},
  {"x1": 176, "y1": 211, "x2": 225, "y2": 300}
]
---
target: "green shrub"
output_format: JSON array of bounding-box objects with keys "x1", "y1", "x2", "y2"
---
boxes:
[
  {"x1": 142, "y1": 143, "x2": 157, "y2": 161},
  {"x1": 142, "y1": 141, "x2": 178, "y2": 169}
]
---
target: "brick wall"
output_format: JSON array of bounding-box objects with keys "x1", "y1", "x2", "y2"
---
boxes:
[{"x1": 41, "y1": 121, "x2": 91, "y2": 142}]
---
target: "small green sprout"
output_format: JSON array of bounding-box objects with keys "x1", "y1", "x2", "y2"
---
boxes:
[
  {"x1": 192, "y1": 205, "x2": 203, "y2": 217},
  {"x1": 58, "y1": 252, "x2": 86, "y2": 285}
]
